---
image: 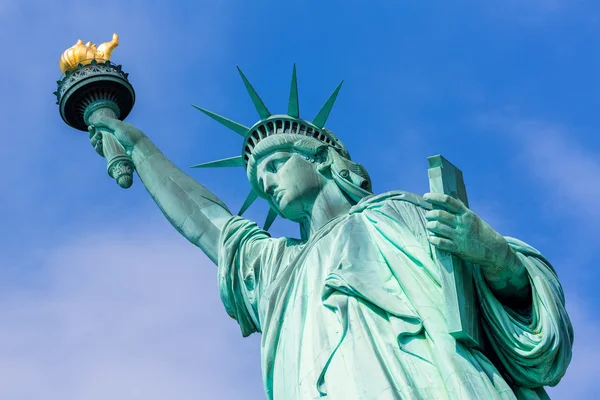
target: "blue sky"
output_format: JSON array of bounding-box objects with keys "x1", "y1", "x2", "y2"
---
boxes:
[{"x1": 0, "y1": 0, "x2": 598, "y2": 398}]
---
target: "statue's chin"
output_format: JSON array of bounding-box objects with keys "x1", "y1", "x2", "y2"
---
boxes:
[{"x1": 277, "y1": 199, "x2": 305, "y2": 223}]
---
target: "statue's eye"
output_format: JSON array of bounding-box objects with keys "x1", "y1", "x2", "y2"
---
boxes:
[{"x1": 270, "y1": 158, "x2": 289, "y2": 172}]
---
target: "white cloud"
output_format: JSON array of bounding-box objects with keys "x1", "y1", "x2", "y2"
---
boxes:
[
  {"x1": 515, "y1": 122, "x2": 600, "y2": 221},
  {"x1": 476, "y1": 114, "x2": 600, "y2": 226},
  {"x1": 0, "y1": 224, "x2": 265, "y2": 400}
]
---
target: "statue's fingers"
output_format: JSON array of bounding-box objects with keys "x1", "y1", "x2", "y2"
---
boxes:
[
  {"x1": 426, "y1": 220, "x2": 458, "y2": 240},
  {"x1": 89, "y1": 130, "x2": 101, "y2": 148},
  {"x1": 91, "y1": 115, "x2": 125, "y2": 132},
  {"x1": 92, "y1": 131, "x2": 104, "y2": 157},
  {"x1": 94, "y1": 140, "x2": 104, "y2": 157},
  {"x1": 423, "y1": 193, "x2": 466, "y2": 214},
  {"x1": 96, "y1": 143, "x2": 104, "y2": 157},
  {"x1": 427, "y1": 236, "x2": 458, "y2": 252},
  {"x1": 425, "y1": 209, "x2": 458, "y2": 228}
]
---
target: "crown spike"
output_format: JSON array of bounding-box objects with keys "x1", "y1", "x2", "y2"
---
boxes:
[
  {"x1": 264, "y1": 208, "x2": 278, "y2": 231},
  {"x1": 288, "y1": 64, "x2": 299, "y2": 118},
  {"x1": 192, "y1": 105, "x2": 249, "y2": 137},
  {"x1": 237, "y1": 67, "x2": 271, "y2": 120},
  {"x1": 312, "y1": 81, "x2": 343, "y2": 128},
  {"x1": 190, "y1": 156, "x2": 244, "y2": 169},
  {"x1": 238, "y1": 190, "x2": 259, "y2": 216}
]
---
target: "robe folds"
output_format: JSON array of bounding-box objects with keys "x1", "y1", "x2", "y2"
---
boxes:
[{"x1": 218, "y1": 191, "x2": 573, "y2": 400}]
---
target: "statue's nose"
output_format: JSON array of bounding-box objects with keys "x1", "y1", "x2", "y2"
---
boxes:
[{"x1": 262, "y1": 173, "x2": 278, "y2": 196}]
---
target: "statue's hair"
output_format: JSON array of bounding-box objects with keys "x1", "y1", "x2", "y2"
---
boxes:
[{"x1": 247, "y1": 134, "x2": 373, "y2": 203}]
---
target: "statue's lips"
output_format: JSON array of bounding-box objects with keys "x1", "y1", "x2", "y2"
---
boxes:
[{"x1": 273, "y1": 190, "x2": 285, "y2": 203}]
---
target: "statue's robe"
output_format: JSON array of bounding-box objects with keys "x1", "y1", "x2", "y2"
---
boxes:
[{"x1": 218, "y1": 191, "x2": 573, "y2": 400}]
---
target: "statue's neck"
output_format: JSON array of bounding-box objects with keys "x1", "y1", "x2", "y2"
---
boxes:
[{"x1": 299, "y1": 182, "x2": 354, "y2": 241}]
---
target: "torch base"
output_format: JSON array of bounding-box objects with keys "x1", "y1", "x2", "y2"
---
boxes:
[{"x1": 54, "y1": 60, "x2": 135, "y2": 132}]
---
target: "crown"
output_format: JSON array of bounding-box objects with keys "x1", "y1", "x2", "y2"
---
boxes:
[
  {"x1": 191, "y1": 65, "x2": 345, "y2": 230},
  {"x1": 58, "y1": 33, "x2": 119, "y2": 74}
]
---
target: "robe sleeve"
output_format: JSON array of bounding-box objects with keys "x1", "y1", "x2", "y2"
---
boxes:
[
  {"x1": 217, "y1": 215, "x2": 293, "y2": 337},
  {"x1": 473, "y1": 237, "x2": 574, "y2": 388}
]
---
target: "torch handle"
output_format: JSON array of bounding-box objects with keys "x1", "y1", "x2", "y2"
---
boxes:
[
  {"x1": 88, "y1": 107, "x2": 135, "y2": 189},
  {"x1": 101, "y1": 131, "x2": 134, "y2": 188}
]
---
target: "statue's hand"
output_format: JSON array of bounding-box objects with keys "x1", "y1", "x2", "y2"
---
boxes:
[
  {"x1": 88, "y1": 115, "x2": 146, "y2": 157},
  {"x1": 423, "y1": 192, "x2": 511, "y2": 270}
]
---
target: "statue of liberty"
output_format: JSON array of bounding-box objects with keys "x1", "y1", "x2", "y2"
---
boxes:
[{"x1": 86, "y1": 66, "x2": 573, "y2": 399}]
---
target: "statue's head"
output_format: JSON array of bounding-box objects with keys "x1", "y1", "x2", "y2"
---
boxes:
[
  {"x1": 192, "y1": 66, "x2": 372, "y2": 229},
  {"x1": 248, "y1": 134, "x2": 372, "y2": 222}
]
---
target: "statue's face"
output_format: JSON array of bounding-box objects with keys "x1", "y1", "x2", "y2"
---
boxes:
[{"x1": 256, "y1": 151, "x2": 327, "y2": 221}]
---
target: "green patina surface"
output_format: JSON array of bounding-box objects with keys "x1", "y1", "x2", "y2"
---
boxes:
[{"x1": 71, "y1": 66, "x2": 572, "y2": 399}]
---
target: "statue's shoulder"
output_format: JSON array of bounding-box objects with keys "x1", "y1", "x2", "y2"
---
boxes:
[
  {"x1": 350, "y1": 190, "x2": 432, "y2": 215},
  {"x1": 347, "y1": 191, "x2": 431, "y2": 237}
]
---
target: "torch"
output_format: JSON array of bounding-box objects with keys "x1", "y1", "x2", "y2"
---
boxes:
[{"x1": 54, "y1": 33, "x2": 136, "y2": 188}]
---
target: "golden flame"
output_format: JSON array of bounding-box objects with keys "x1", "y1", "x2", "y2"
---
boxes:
[{"x1": 58, "y1": 33, "x2": 119, "y2": 74}]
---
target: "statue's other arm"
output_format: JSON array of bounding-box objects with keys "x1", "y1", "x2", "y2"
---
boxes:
[
  {"x1": 478, "y1": 245, "x2": 530, "y2": 306},
  {"x1": 474, "y1": 236, "x2": 573, "y2": 389},
  {"x1": 385, "y1": 195, "x2": 572, "y2": 388},
  {"x1": 89, "y1": 116, "x2": 232, "y2": 265}
]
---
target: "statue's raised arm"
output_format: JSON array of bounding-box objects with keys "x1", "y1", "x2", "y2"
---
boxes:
[{"x1": 88, "y1": 116, "x2": 232, "y2": 265}]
